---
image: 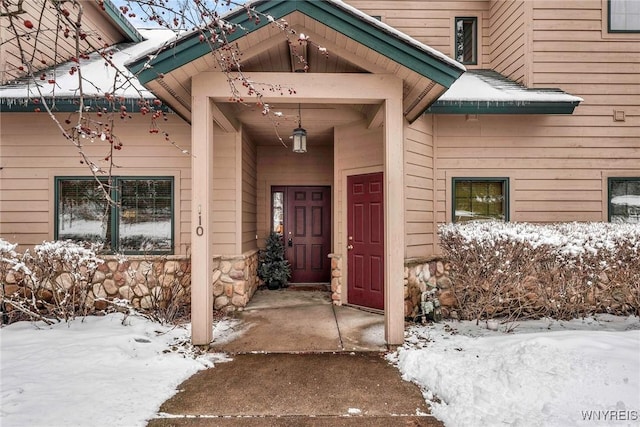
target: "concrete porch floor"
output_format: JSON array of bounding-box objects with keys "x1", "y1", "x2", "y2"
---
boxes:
[{"x1": 210, "y1": 288, "x2": 388, "y2": 353}]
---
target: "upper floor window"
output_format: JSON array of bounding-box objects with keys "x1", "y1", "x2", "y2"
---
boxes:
[
  {"x1": 453, "y1": 178, "x2": 509, "y2": 223},
  {"x1": 455, "y1": 17, "x2": 477, "y2": 64},
  {"x1": 55, "y1": 177, "x2": 174, "y2": 254},
  {"x1": 608, "y1": 178, "x2": 640, "y2": 223},
  {"x1": 609, "y1": 0, "x2": 640, "y2": 32}
]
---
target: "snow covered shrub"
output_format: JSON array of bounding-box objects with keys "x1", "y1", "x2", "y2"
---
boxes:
[
  {"x1": 0, "y1": 239, "x2": 33, "y2": 323},
  {"x1": 438, "y1": 221, "x2": 640, "y2": 321},
  {"x1": 1, "y1": 239, "x2": 102, "y2": 324}
]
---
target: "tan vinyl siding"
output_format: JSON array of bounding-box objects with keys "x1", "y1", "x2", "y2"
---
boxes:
[
  {"x1": 404, "y1": 115, "x2": 436, "y2": 258},
  {"x1": 241, "y1": 131, "x2": 258, "y2": 252},
  {"x1": 433, "y1": 114, "x2": 640, "y2": 224},
  {"x1": 0, "y1": 113, "x2": 192, "y2": 253},
  {"x1": 347, "y1": 1, "x2": 491, "y2": 67},
  {"x1": 489, "y1": 0, "x2": 526, "y2": 83},
  {"x1": 256, "y1": 145, "x2": 333, "y2": 248},
  {"x1": 211, "y1": 131, "x2": 238, "y2": 255},
  {"x1": 333, "y1": 120, "x2": 383, "y2": 256}
]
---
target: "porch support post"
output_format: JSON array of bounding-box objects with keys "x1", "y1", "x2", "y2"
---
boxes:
[
  {"x1": 384, "y1": 94, "x2": 405, "y2": 346},
  {"x1": 191, "y1": 95, "x2": 214, "y2": 345}
]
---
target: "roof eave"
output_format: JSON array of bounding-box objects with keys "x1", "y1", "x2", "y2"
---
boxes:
[
  {"x1": 426, "y1": 101, "x2": 581, "y2": 115},
  {"x1": 101, "y1": 0, "x2": 145, "y2": 43},
  {"x1": 0, "y1": 97, "x2": 170, "y2": 113}
]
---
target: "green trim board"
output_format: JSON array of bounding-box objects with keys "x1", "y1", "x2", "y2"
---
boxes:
[
  {"x1": 426, "y1": 101, "x2": 580, "y2": 115},
  {"x1": 0, "y1": 97, "x2": 171, "y2": 113},
  {"x1": 102, "y1": 0, "x2": 144, "y2": 42},
  {"x1": 452, "y1": 177, "x2": 510, "y2": 223},
  {"x1": 54, "y1": 176, "x2": 175, "y2": 255},
  {"x1": 126, "y1": 0, "x2": 464, "y2": 87}
]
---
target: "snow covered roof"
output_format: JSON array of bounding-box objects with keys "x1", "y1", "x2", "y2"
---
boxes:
[
  {"x1": 427, "y1": 70, "x2": 583, "y2": 115},
  {"x1": 0, "y1": 29, "x2": 179, "y2": 112}
]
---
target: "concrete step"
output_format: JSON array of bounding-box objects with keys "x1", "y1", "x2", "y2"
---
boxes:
[{"x1": 149, "y1": 414, "x2": 443, "y2": 426}]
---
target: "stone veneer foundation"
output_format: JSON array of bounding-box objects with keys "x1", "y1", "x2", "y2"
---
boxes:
[
  {"x1": 4, "y1": 249, "x2": 450, "y2": 318},
  {"x1": 2, "y1": 250, "x2": 260, "y2": 316},
  {"x1": 211, "y1": 250, "x2": 259, "y2": 312},
  {"x1": 328, "y1": 254, "x2": 452, "y2": 319},
  {"x1": 404, "y1": 257, "x2": 453, "y2": 319}
]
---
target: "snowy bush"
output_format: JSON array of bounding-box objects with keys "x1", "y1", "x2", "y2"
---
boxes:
[
  {"x1": 438, "y1": 221, "x2": 640, "y2": 321},
  {"x1": 1, "y1": 239, "x2": 102, "y2": 324}
]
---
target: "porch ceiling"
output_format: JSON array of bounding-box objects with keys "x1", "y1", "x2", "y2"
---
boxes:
[{"x1": 230, "y1": 102, "x2": 368, "y2": 147}]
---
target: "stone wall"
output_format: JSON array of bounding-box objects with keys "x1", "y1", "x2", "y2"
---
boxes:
[
  {"x1": 2, "y1": 250, "x2": 261, "y2": 317},
  {"x1": 329, "y1": 254, "x2": 343, "y2": 305},
  {"x1": 211, "y1": 250, "x2": 259, "y2": 312},
  {"x1": 89, "y1": 256, "x2": 191, "y2": 311},
  {"x1": 404, "y1": 257, "x2": 454, "y2": 319}
]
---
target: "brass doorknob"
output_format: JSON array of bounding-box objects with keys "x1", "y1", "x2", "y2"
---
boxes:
[{"x1": 347, "y1": 244, "x2": 354, "y2": 250}]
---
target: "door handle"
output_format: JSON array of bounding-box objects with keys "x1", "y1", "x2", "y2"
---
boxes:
[{"x1": 347, "y1": 244, "x2": 354, "y2": 250}]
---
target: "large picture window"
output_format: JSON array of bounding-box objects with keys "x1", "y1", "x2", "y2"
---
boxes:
[
  {"x1": 453, "y1": 178, "x2": 509, "y2": 223},
  {"x1": 609, "y1": 0, "x2": 640, "y2": 32},
  {"x1": 608, "y1": 178, "x2": 640, "y2": 223},
  {"x1": 55, "y1": 177, "x2": 174, "y2": 254}
]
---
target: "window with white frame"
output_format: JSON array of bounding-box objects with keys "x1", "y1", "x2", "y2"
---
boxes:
[
  {"x1": 609, "y1": 0, "x2": 640, "y2": 32},
  {"x1": 609, "y1": 178, "x2": 640, "y2": 223},
  {"x1": 453, "y1": 178, "x2": 509, "y2": 223},
  {"x1": 55, "y1": 177, "x2": 174, "y2": 253}
]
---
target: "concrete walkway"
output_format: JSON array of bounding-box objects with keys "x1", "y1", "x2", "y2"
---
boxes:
[
  {"x1": 146, "y1": 289, "x2": 443, "y2": 427},
  {"x1": 210, "y1": 288, "x2": 388, "y2": 353}
]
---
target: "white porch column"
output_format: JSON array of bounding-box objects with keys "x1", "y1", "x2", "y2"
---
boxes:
[
  {"x1": 384, "y1": 96, "x2": 405, "y2": 346},
  {"x1": 191, "y1": 96, "x2": 214, "y2": 345}
]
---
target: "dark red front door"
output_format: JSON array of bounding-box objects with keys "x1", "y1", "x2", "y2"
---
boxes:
[
  {"x1": 284, "y1": 186, "x2": 331, "y2": 283},
  {"x1": 347, "y1": 172, "x2": 384, "y2": 310}
]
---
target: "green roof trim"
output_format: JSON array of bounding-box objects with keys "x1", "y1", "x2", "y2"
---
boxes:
[
  {"x1": 426, "y1": 101, "x2": 580, "y2": 115},
  {"x1": 102, "y1": 0, "x2": 144, "y2": 43},
  {"x1": 0, "y1": 97, "x2": 171, "y2": 113},
  {"x1": 126, "y1": 0, "x2": 463, "y2": 87}
]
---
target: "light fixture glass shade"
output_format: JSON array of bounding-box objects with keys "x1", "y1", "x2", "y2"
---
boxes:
[{"x1": 292, "y1": 127, "x2": 307, "y2": 153}]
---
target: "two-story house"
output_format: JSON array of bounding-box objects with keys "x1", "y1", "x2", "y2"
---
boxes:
[{"x1": 1, "y1": 0, "x2": 638, "y2": 345}]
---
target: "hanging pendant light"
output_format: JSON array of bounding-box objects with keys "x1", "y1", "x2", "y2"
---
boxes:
[{"x1": 292, "y1": 104, "x2": 307, "y2": 153}]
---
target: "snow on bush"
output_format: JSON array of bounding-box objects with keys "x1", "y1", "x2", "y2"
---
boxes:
[
  {"x1": 1, "y1": 239, "x2": 103, "y2": 324},
  {"x1": 438, "y1": 221, "x2": 640, "y2": 321}
]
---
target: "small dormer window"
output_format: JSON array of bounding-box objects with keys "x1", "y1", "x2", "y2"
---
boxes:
[{"x1": 455, "y1": 17, "x2": 477, "y2": 65}]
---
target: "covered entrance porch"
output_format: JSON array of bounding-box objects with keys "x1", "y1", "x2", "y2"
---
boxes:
[
  {"x1": 126, "y1": 0, "x2": 465, "y2": 346},
  {"x1": 190, "y1": 72, "x2": 406, "y2": 345}
]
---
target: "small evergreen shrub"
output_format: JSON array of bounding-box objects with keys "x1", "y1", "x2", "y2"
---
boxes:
[{"x1": 258, "y1": 232, "x2": 291, "y2": 290}]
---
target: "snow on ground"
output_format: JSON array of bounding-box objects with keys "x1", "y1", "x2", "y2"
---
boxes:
[
  {"x1": 389, "y1": 315, "x2": 640, "y2": 427},
  {"x1": 2, "y1": 312, "x2": 639, "y2": 427},
  {"x1": 0, "y1": 314, "x2": 233, "y2": 427}
]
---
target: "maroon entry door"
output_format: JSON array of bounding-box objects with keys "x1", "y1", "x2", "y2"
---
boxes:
[
  {"x1": 347, "y1": 172, "x2": 384, "y2": 310},
  {"x1": 284, "y1": 186, "x2": 331, "y2": 283}
]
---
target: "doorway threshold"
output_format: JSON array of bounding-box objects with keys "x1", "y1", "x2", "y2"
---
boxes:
[{"x1": 285, "y1": 283, "x2": 330, "y2": 292}]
